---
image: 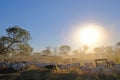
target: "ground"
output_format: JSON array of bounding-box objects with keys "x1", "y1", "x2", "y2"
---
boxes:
[{"x1": 0, "y1": 67, "x2": 120, "y2": 80}]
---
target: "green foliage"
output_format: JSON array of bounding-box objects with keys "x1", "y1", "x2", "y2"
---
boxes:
[
  {"x1": 41, "y1": 48, "x2": 52, "y2": 56},
  {"x1": 18, "y1": 44, "x2": 33, "y2": 54},
  {"x1": 6, "y1": 26, "x2": 31, "y2": 43},
  {"x1": 0, "y1": 26, "x2": 32, "y2": 55}
]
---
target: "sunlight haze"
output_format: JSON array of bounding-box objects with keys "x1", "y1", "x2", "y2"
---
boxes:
[{"x1": 0, "y1": 0, "x2": 120, "y2": 52}]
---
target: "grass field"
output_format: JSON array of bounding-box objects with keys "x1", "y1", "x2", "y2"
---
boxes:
[
  {"x1": 0, "y1": 53, "x2": 120, "y2": 80},
  {"x1": 0, "y1": 66, "x2": 120, "y2": 80}
]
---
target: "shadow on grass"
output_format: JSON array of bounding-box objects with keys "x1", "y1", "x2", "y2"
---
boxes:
[
  {"x1": 18, "y1": 70, "x2": 118, "y2": 80},
  {"x1": 15, "y1": 69, "x2": 81, "y2": 80},
  {"x1": 18, "y1": 69, "x2": 60, "y2": 80},
  {"x1": 0, "y1": 68, "x2": 18, "y2": 74},
  {"x1": 0, "y1": 69, "x2": 120, "y2": 80}
]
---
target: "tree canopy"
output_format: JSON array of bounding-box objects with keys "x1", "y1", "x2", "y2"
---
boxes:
[
  {"x1": 0, "y1": 26, "x2": 32, "y2": 55},
  {"x1": 59, "y1": 45, "x2": 71, "y2": 55}
]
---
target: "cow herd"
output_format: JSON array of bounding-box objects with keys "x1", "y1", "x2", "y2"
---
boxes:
[
  {"x1": 0, "y1": 61, "x2": 120, "y2": 75},
  {"x1": 0, "y1": 61, "x2": 30, "y2": 72}
]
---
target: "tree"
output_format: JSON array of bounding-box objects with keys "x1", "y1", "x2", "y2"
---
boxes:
[
  {"x1": 41, "y1": 46, "x2": 52, "y2": 56},
  {"x1": 0, "y1": 36, "x2": 11, "y2": 54},
  {"x1": 59, "y1": 45, "x2": 71, "y2": 55},
  {"x1": 83, "y1": 45, "x2": 89, "y2": 53},
  {"x1": 115, "y1": 42, "x2": 120, "y2": 55},
  {"x1": 6, "y1": 26, "x2": 31, "y2": 43},
  {"x1": 72, "y1": 49, "x2": 80, "y2": 55},
  {"x1": 18, "y1": 44, "x2": 33, "y2": 55},
  {"x1": 93, "y1": 47, "x2": 102, "y2": 54},
  {"x1": 0, "y1": 26, "x2": 32, "y2": 55},
  {"x1": 116, "y1": 42, "x2": 120, "y2": 47},
  {"x1": 104, "y1": 46, "x2": 114, "y2": 54},
  {"x1": 53, "y1": 47, "x2": 57, "y2": 56}
]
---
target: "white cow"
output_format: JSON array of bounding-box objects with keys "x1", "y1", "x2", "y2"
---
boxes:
[
  {"x1": 0, "y1": 61, "x2": 11, "y2": 69},
  {"x1": 57, "y1": 64, "x2": 71, "y2": 72},
  {"x1": 89, "y1": 65, "x2": 112, "y2": 75},
  {"x1": 11, "y1": 62, "x2": 25, "y2": 71}
]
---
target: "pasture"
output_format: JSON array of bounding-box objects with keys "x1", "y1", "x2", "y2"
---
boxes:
[
  {"x1": 0, "y1": 67, "x2": 120, "y2": 80},
  {"x1": 0, "y1": 59, "x2": 120, "y2": 80}
]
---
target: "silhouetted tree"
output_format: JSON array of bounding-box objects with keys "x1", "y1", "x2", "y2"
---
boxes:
[
  {"x1": 53, "y1": 47, "x2": 57, "y2": 56},
  {"x1": 104, "y1": 46, "x2": 114, "y2": 54},
  {"x1": 59, "y1": 45, "x2": 71, "y2": 55},
  {"x1": 116, "y1": 42, "x2": 120, "y2": 47},
  {"x1": 72, "y1": 49, "x2": 80, "y2": 55},
  {"x1": 115, "y1": 42, "x2": 120, "y2": 55},
  {"x1": 0, "y1": 26, "x2": 32, "y2": 55},
  {"x1": 41, "y1": 46, "x2": 52, "y2": 56},
  {"x1": 93, "y1": 47, "x2": 102, "y2": 54},
  {"x1": 18, "y1": 44, "x2": 33, "y2": 55},
  {"x1": 83, "y1": 45, "x2": 88, "y2": 53},
  {"x1": 0, "y1": 36, "x2": 11, "y2": 54}
]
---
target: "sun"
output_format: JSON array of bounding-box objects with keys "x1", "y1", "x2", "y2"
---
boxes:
[
  {"x1": 70, "y1": 23, "x2": 107, "y2": 47},
  {"x1": 79, "y1": 25, "x2": 100, "y2": 45}
]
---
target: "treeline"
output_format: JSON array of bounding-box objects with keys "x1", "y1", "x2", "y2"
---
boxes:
[{"x1": 0, "y1": 26, "x2": 120, "y2": 63}]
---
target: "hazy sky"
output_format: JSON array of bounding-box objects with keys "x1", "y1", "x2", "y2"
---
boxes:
[{"x1": 0, "y1": 0, "x2": 120, "y2": 51}]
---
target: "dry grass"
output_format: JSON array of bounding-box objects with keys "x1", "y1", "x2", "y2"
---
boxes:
[
  {"x1": 0, "y1": 67, "x2": 120, "y2": 80},
  {"x1": 0, "y1": 54, "x2": 120, "y2": 80}
]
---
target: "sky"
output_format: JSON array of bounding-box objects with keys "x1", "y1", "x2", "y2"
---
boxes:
[{"x1": 0, "y1": 0, "x2": 120, "y2": 52}]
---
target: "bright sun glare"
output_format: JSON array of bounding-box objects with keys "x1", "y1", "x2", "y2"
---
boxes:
[
  {"x1": 71, "y1": 23, "x2": 107, "y2": 47},
  {"x1": 78, "y1": 24, "x2": 102, "y2": 45},
  {"x1": 73, "y1": 24, "x2": 105, "y2": 45}
]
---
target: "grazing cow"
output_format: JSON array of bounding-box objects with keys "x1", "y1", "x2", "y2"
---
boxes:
[
  {"x1": 35, "y1": 62, "x2": 57, "y2": 71},
  {"x1": 57, "y1": 63, "x2": 82, "y2": 73},
  {"x1": 22, "y1": 61, "x2": 30, "y2": 69},
  {"x1": 113, "y1": 64, "x2": 120, "y2": 72},
  {"x1": 71, "y1": 63, "x2": 80, "y2": 69},
  {"x1": 45, "y1": 64, "x2": 57, "y2": 71},
  {"x1": 106, "y1": 61, "x2": 115, "y2": 68},
  {"x1": 0, "y1": 62, "x2": 6, "y2": 69},
  {"x1": 92, "y1": 64, "x2": 112, "y2": 75},
  {"x1": 10, "y1": 62, "x2": 17, "y2": 70},
  {"x1": 11, "y1": 62, "x2": 25, "y2": 71},
  {"x1": 57, "y1": 64, "x2": 71, "y2": 72},
  {"x1": 79, "y1": 65, "x2": 91, "y2": 74},
  {"x1": 63, "y1": 63, "x2": 80, "y2": 71},
  {"x1": 90, "y1": 67, "x2": 101, "y2": 74},
  {"x1": 79, "y1": 63, "x2": 93, "y2": 72},
  {"x1": 84, "y1": 63, "x2": 93, "y2": 68},
  {"x1": 0, "y1": 61, "x2": 11, "y2": 69},
  {"x1": 17, "y1": 62, "x2": 26, "y2": 71},
  {"x1": 35, "y1": 63, "x2": 47, "y2": 68}
]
